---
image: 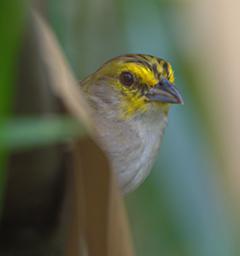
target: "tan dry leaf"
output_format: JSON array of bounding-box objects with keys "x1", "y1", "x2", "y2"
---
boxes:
[
  {"x1": 72, "y1": 138, "x2": 135, "y2": 256},
  {"x1": 33, "y1": 11, "x2": 94, "y2": 134}
]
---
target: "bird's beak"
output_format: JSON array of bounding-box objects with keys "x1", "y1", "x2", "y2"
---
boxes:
[{"x1": 146, "y1": 78, "x2": 184, "y2": 104}]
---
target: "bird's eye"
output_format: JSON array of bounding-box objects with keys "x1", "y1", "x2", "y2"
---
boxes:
[{"x1": 119, "y1": 71, "x2": 134, "y2": 86}]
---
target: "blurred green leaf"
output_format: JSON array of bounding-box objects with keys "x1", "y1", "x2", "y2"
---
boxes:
[
  {"x1": 0, "y1": 0, "x2": 29, "y2": 213},
  {"x1": 0, "y1": 117, "x2": 86, "y2": 151},
  {"x1": 0, "y1": 1, "x2": 28, "y2": 116}
]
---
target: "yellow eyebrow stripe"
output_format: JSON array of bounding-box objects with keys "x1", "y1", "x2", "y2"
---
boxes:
[{"x1": 119, "y1": 63, "x2": 158, "y2": 87}]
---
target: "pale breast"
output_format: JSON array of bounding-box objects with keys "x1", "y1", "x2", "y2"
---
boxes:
[
  {"x1": 119, "y1": 113, "x2": 167, "y2": 193},
  {"x1": 92, "y1": 105, "x2": 168, "y2": 193}
]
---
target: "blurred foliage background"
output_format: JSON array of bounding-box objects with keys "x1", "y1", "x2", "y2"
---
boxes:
[{"x1": 1, "y1": 0, "x2": 240, "y2": 255}]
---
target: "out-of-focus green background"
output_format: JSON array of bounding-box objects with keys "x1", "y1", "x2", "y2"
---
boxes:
[{"x1": 1, "y1": 0, "x2": 239, "y2": 255}]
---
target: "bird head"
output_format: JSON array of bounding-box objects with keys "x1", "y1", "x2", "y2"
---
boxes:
[{"x1": 86, "y1": 54, "x2": 183, "y2": 119}]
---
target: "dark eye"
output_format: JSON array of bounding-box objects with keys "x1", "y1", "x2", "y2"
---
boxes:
[{"x1": 119, "y1": 71, "x2": 134, "y2": 86}]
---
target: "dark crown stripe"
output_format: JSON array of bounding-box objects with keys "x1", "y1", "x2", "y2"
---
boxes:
[
  {"x1": 137, "y1": 54, "x2": 151, "y2": 61},
  {"x1": 163, "y1": 61, "x2": 169, "y2": 76},
  {"x1": 152, "y1": 64, "x2": 159, "y2": 80}
]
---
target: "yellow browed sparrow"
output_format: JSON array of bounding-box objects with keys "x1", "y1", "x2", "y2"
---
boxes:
[{"x1": 81, "y1": 54, "x2": 183, "y2": 193}]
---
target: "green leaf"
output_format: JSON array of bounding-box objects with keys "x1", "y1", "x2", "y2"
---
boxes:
[{"x1": 0, "y1": 117, "x2": 86, "y2": 151}]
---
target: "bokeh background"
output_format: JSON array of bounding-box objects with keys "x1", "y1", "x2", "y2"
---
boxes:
[{"x1": 1, "y1": 0, "x2": 240, "y2": 255}]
